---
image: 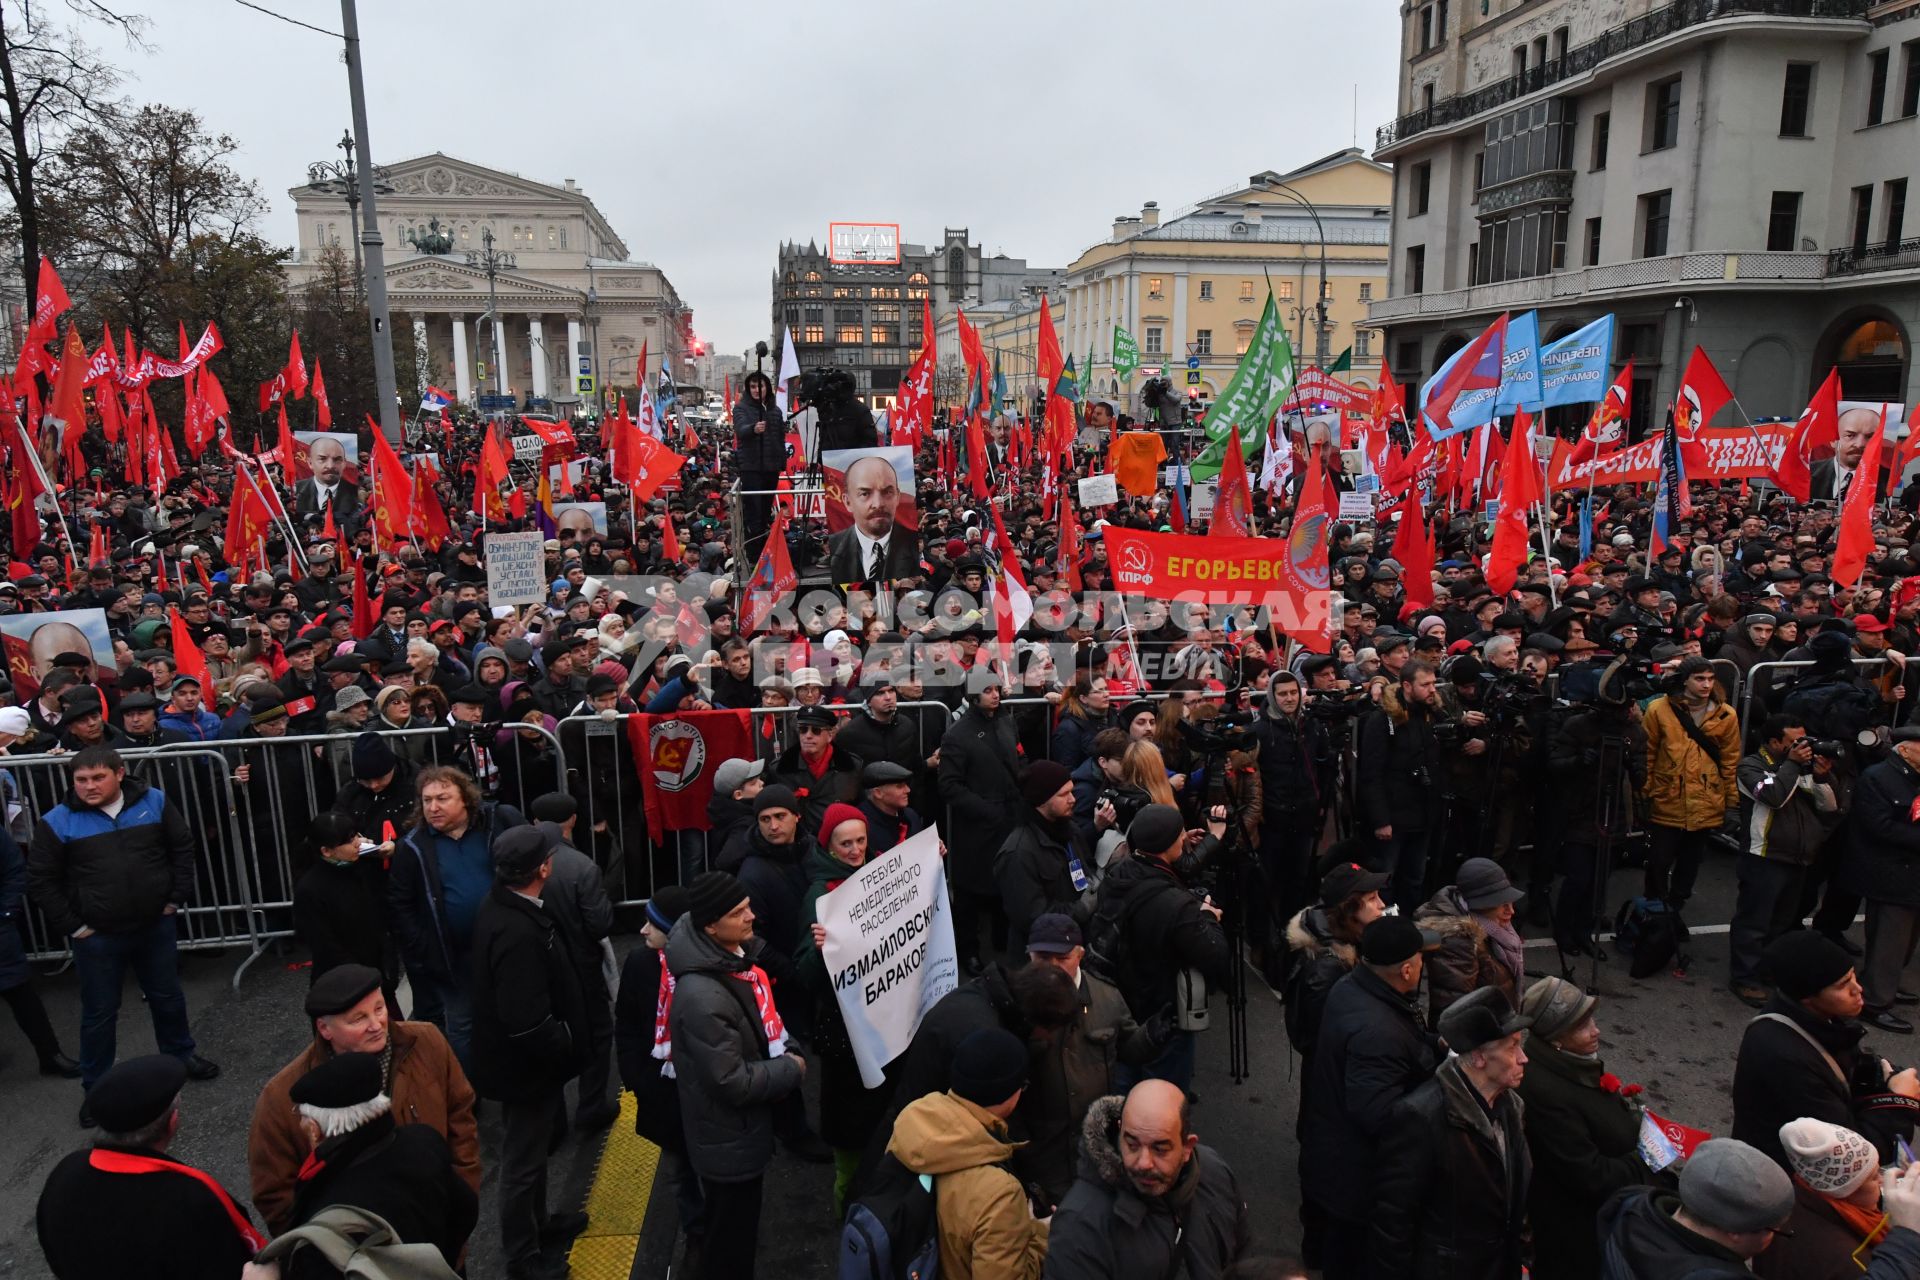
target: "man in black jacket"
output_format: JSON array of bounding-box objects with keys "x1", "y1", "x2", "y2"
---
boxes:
[
  {"x1": 938, "y1": 675, "x2": 1026, "y2": 972},
  {"x1": 1300, "y1": 915, "x2": 1442, "y2": 1280},
  {"x1": 855, "y1": 760, "x2": 927, "y2": 855},
  {"x1": 1853, "y1": 729, "x2": 1920, "y2": 1030},
  {"x1": 469, "y1": 827, "x2": 590, "y2": 1279},
  {"x1": 26, "y1": 747, "x2": 219, "y2": 1120},
  {"x1": 732, "y1": 372, "x2": 785, "y2": 553},
  {"x1": 832, "y1": 678, "x2": 921, "y2": 780},
  {"x1": 994, "y1": 760, "x2": 1088, "y2": 958},
  {"x1": 1357, "y1": 658, "x2": 1448, "y2": 908},
  {"x1": 1371, "y1": 987, "x2": 1533, "y2": 1280},
  {"x1": 770, "y1": 704, "x2": 863, "y2": 840},
  {"x1": 1254, "y1": 670, "x2": 1335, "y2": 980},
  {"x1": 1085, "y1": 804, "x2": 1233, "y2": 1093}
]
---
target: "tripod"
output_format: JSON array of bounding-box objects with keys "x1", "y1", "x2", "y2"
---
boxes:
[{"x1": 1189, "y1": 735, "x2": 1254, "y2": 1086}]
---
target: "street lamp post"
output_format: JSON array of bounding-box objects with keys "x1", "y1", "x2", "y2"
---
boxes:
[
  {"x1": 465, "y1": 227, "x2": 515, "y2": 399},
  {"x1": 339, "y1": 0, "x2": 402, "y2": 443},
  {"x1": 305, "y1": 129, "x2": 391, "y2": 302},
  {"x1": 585, "y1": 257, "x2": 603, "y2": 412},
  {"x1": 1258, "y1": 178, "x2": 1332, "y2": 371}
]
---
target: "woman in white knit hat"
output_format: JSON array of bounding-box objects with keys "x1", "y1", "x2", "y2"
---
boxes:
[{"x1": 1757, "y1": 1116, "x2": 1920, "y2": 1278}]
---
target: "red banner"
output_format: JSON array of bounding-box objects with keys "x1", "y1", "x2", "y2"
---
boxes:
[
  {"x1": 1102, "y1": 525, "x2": 1330, "y2": 648},
  {"x1": 1547, "y1": 424, "x2": 1791, "y2": 491},
  {"x1": 628, "y1": 709, "x2": 755, "y2": 834}
]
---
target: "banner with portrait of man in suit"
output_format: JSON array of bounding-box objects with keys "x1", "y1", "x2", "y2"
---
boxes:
[{"x1": 821, "y1": 444, "x2": 920, "y2": 586}]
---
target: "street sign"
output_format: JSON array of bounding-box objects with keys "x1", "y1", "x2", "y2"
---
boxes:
[
  {"x1": 1186, "y1": 356, "x2": 1200, "y2": 370},
  {"x1": 478, "y1": 394, "x2": 516, "y2": 413},
  {"x1": 578, "y1": 358, "x2": 591, "y2": 375},
  {"x1": 577, "y1": 376, "x2": 595, "y2": 395},
  {"x1": 1186, "y1": 370, "x2": 1202, "y2": 386}
]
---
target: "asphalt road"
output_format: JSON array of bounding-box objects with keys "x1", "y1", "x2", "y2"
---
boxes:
[{"x1": 0, "y1": 841, "x2": 1889, "y2": 1278}]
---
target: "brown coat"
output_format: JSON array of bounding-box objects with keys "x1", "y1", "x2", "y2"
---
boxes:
[
  {"x1": 887, "y1": 1091, "x2": 1048, "y2": 1280},
  {"x1": 247, "y1": 1020, "x2": 480, "y2": 1233}
]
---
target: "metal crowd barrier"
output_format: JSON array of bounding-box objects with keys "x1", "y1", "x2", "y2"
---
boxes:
[{"x1": 1739, "y1": 657, "x2": 1893, "y2": 731}]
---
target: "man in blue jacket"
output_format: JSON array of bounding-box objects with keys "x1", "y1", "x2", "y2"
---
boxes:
[
  {"x1": 25, "y1": 746, "x2": 220, "y2": 1126},
  {"x1": 157, "y1": 673, "x2": 221, "y2": 741}
]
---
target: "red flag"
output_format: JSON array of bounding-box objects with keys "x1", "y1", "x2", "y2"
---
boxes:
[
  {"x1": 965, "y1": 417, "x2": 992, "y2": 499},
  {"x1": 1567, "y1": 361, "x2": 1634, "y2": 467},
  {"x1": 956, "y1": 310, "x2": 991, "y2": 414},
  {"x1": 369, "y1": 428, "x2": 414, "y2": 548},
  {"x1": 1833, "y1": 405, "x2": 1888, "y2": 587},
  {"x1": 1485, "y1": 413, "x2": 1541, "y2": 596},
  {"x1": 351, "y1": 553, "x2": 376, "y2": 639},
  {"x1": 169, "y1": 608, "x2": 209, "y2": 688},
  {"x1": 1277, "y1": 451, "x2": 1334, "y2": 654},
  {"x1": 660, "y1": 512, "x2": 683, "y2": 566},
  {"x1": 1674, "y1": 347, "x2": 1734, "y2": 468},
  {"x1": 14, "y1": 258, "x2": 71, "y2": 379},
  {"x1": 284, "y1": 331, "x2": 308, "y2": 400},
  {"x1": 45, "y1": 326, "x2": 88, "y2": 441},
  {"x1": 1211, "y1": 426, "x2": 1254, "y2": 538},
  {"x1": 278, "y1": 402, "x2": 304, "y2": 480},
  {"x1": 628, "y1": 433, "x2": 689, "y2": 504},
  {"x1": 223, "y1": 472, "x2": 274, "y2": 567},
  {"x1": 1773, "y1": 368, "x2": 1840, "y2": 504},
  {"x1": 742, "y1": 510, "x2": 799, "y2": 633},
  {"x1": 1425, "y1": 314, "x2": 1508, "y2": 438},
  {"x1": 311, "y1": 358, "x2": 331, "y2": 429},
  {"x1": 1391, "y1": 510, "x2": 1435, "y2": 620},
  {"x1": 474, "y1": 426, "x2": 510, "y2": 519},
  {"x1": 628, "y1": 710, "x2": 755, "y2": 833}
]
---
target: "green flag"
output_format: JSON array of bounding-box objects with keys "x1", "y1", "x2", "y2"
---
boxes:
[
  {"x1": 1112, "y1": 325, "x2": 1139, "y2": 382},
  {"x1": 1328, "y1": 346, "x2": 1352, "y2": 375},
  {"x1": 1188, "y1": 291, "x2": 1294, "y2": 481}
]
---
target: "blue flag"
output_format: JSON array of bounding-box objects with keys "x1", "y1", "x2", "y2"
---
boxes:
[
  {"x1": 1494, "y1": 311, "x2": 1543, "y2": 414},
  {"x1": 1538, "y1": 316, "x2": 1617, "y2": 408},
  {"x1": 1578, "y1": 495, "x2": 1594, "y2": 562}
]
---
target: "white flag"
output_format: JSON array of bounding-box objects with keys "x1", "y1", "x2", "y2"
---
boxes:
[{"x1": 775, "y1": 327, "x2": 802, "y2": 416}]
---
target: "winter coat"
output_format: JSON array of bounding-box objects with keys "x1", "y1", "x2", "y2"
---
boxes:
[
  {"x1": 1851, "y1": 754, "x2": 1920, "y2": 908},
  {"x1": 0, "y1": 828, "x2": 30, "y2": 991},
  {"x1": 1642, "y1": 693, "x2": 1740, "y2": 832},
  {"x1": 856, "y1": 797, "x2": 925, "y2": 855},
  {"x1": 1737, "y1": 747, "x2": 1840, "y2": 867},
  {"x1": 938, "y1": 703, "x2": 1027, "y2": 895},
  {"x1": 26, "y1": 777, "x2": 195, "y2": 938},
  {"x1": 1019, "y1": 967, "x2": 1157, "y2": 1204},
  {"x1": 292, "y1": 857, "x2": 397, "y2": 990},
  {"x1": 794, "y1": 841, "x2": 895, "y2": 1150},
  {"x1": 1414, "y1": 888, "x2": 1520, "y2": 1023},
  {"x1": 1301, "y1": 963, "x2": 1440, "y2": 1220},
  {"x1": 1357, "y1": 683, "x2": 1442, "y2": 833},
  {"x1": 387, "y1": 802, "x2": 526, "y2": 980},
  {"x1": 706, "y1": 791, "x2": 755, "y2": 867},
  {"x1": 1087, "y1": 853, "x2": 1232, "y2": 1020},
  {"x1": 835, "y1": 708, "x2": 923, "y2": 777},
  {"x1": 1253, "y1": 709, "x2": 1332, "y2": 817},
  {"x1": 1732, "y1": 990, "x2": 1917, "y2": 1168},
  {"x1": 995, "y1": 813, "x2": 1092, "y2": 957},
  {"x1": 248, "y1": 1021, "x2": 480, "y2": 1234},
  {"x1": 1597, "y1": 1187, "x2": 1758, "y2": 1279},
  {"x1": 732, "y1": 394, "x2": 788, "y2": 475},
  {"x1": 734, "y1": 829, "x2": 812, "y2": 995},
  {"x1": 467, "y1": 885, "x2": 590, "y2": 1102},
  {"x1": 1516, "y1": 1036, "x2": 1650, "y2": 1280},
  {"x1": 664, "y1": 914, "x2": 804, "y2": 1183},
  {"x1": 613, "y1": 940, "x2": 683, "y2": 1153},
  {"x1": 1371, "y1": 1057, "x2": 1531, "y2": 1280},
  {"x1": 887, "y1": 1090, "x2": 1049, "y2": 1280},
  {"x1": 1282, "y1": 906, "x2": 1358, "y2": 1062},
  {"x1": 770, "y1": 741, "x2": 864, "y2": 844},
  {"x1": 1547, "y1": 708, "x2": 1648, "y2": 848},
  {"x1": 1050, "y1": 709, "x2": 1107, "y2": 773},
  {"x1": 1754, "y1": 1181, "x2": 1920, "y2": 1280},
  {"x1": 1042, "y1": 1094, "x2": 1251, "y2": 1280},
  {"x1": 534, "y1": 824, "x2": 614, "y2": 978},
  {"x1": 285, "y1": 1113, "x2": 478, "y2": 1275},
  {"x1": 333, "y1": 757, "x2": 420, "y2": 845},
  {"x1": 37, "y1": 1143, "x2": 260, "y2": 1280},
  {"x1": 876, "y1": 963, "x2": 1041, "y2": 1156}
]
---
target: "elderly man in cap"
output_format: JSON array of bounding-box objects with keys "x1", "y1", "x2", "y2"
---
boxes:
[
  {"x1": 116, "y1": 690, "x2": 183, "y2": 748},
  {"x1": 1733, "y1": 930, "x2": 1920, "y2": 1171},
  {"x1": 37, "y1": 1055, "x2": 264, "y2": 1280},
  {"x1": 666, "y1": 869, "x2": 808, "y2": 1280},
  {"x1": 1598, "y1": 1138, "x2": 1797, "y2": 1276},
  {"x1": 1372, "y1": 987, "x2": 1533, "y2": 1279},
  {"x1": 856, "y1": 758, "x2": 926, "y2": 855},
  {"x1": 1301, "y1": 915, "x2": 1443, "y2": 1280},
  {"x1": 994, "y1": 760, "x2": 1090, "y2": 959},
  {"x1": 248, "y1": 963, "x2": 478, "y2": 1234},
  {"x1": 771, "y1": 701, "x2": 863, "y2": 839},
  {"x1": 470, "y1": 826, "x2": 592, "y2": 1278}
]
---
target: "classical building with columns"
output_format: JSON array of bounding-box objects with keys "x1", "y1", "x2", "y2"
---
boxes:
[{"x1": 283, "y1": 153, "x2": 691, "y2": 411}]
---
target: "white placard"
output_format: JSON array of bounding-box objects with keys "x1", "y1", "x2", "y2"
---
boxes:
[
  {"x1": 815, "y1": 827, "x2": 958, "y2": 1088},
  {"x1": 1354, "y1": 472, "x2": 1381, "y2": 494},
  {"x1": 484, "y1": 530, "x2": 548, "y2": 606},
  {"x1": 1338, "y1": 491, "x2": 1376, "y2": 519},
  {"x1": 512, "y1": 435, "x2": 545, "y2": 464},
  {"x1": 1077, "y1": 473, "x2": 1119, "y2": 506}
]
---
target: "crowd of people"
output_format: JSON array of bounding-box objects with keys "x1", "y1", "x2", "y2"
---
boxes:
[{"x1": 10, "y1": 377, "x2": 1920, "y2": 1279}]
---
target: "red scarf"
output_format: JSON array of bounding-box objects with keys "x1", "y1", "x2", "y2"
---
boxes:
[
  {"x1": 736, "y1": 963, "x2": 788, "y2": 1054},
  {"x1": 651, "y1": 965, "x2": 678, "y2": 1078},
  {"x1": 804, "y1": 744, "x2": 833, "y2": 781},
  {"x1": 88, "y1": 1149, "x2": 266, "y2": 1251}
]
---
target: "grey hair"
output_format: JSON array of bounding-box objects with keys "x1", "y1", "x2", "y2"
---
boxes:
[
  {"x1": 297, "y1": 1092, "x2": 392, "y2": 1139},
  {"x1": 1483, "y1": 635, "x2": 1519, "y2": 663},
  {"x1": 96, "y1": 1094, "x2": 179, "y2": 1150}
]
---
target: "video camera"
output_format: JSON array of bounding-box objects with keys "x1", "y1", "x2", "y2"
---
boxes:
[
  {"x1": 1097, "y1": 784, "x2": 1154, "y2": 831},
  {"x1": 1177, "y1": 710, "x2": 1259, "y2": 755}
]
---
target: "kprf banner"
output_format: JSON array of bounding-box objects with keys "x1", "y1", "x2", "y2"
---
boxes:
[
  {"x1": 1102, "y1": 525, "x2": 1331, "y2": 646},
  {"x1": 1546, "y1": 424, "x2": 1792, "y2": 490},
  {"x1": 627, "y1": 710, "x2": 755, "y2": 834},
  {"x1": 815, "y1": 827, "x2": 958, "y2": 1088}
]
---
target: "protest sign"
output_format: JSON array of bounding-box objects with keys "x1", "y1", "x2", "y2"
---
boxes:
[
  {"x1": 816, "y1": 827, "x2": 958, "y2": 1087},
  {"x1": 552, "y1": 501, "x2": 608, "y2": 536},
  {"x1": 512, "y1": 434, "x2": 545, "y2": 464},
  {"x1": 484, "y1": 530, "x2": 547, "y2": 605},
  {"x1": 0, "y1": 608, "x2": 114, "y2": 695},
  {"x1": 1077, "y1": 473, "x2": 1119, "y2": 506},
  {"x1": 1338, "y1": 491, "x2": 1375, "y2": 519}
]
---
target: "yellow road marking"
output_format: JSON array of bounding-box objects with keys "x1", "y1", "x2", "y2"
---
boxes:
[{"x1": 567, "y1": 1090, "x2": 660, "y2": 1278}]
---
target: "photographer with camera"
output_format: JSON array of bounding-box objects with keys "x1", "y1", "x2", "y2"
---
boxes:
[
  {"x1": 1358, "y1": 659, "x2": 1451, "y2": 908},
  {"x1": 1071, "y1": 728, "x2": 1142, "y2": 862},
  {"x1": 1253, "y1": 671, "x2": 1336, "y2": 986},
  {"x1": 1548, "y1": 661, "x2": 1649, "y2": 957},
  {"x1": 1730, "y1": 716, "x2": 1842, "y2": 1007},
  {"x1": 1084, "y1": 804, "x2": 1232, "y2": 1094}
]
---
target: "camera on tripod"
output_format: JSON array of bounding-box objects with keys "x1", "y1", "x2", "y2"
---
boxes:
[
  {"x1": 1177, "y1": 710, "x2": 1258, "y2": 755},
  {"x1": 1139, "y1": 377, "x2": 1188, "y2": 427}
]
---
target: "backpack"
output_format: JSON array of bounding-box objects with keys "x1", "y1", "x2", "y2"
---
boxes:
[
  {"x1": 1614, "y1": 896, "x2": 1691, "y2": 979},
  {"x1": 252, "y1": 1205, "x2": 461, "y2": 1280},
  {"x1": 1083, "y1": 870, "x2": 1171, "y2": 1000},
  {"x1": 839, "y1": 1151, "x2": 941, "y2": 1280}
]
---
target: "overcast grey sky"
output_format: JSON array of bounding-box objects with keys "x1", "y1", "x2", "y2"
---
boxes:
[{"x1": 117, "y1": 0, "x2": 1401, "y2": 357}]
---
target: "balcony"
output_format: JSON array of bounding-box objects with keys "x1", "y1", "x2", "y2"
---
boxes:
[
  {"x1": 1830, "y1": 236, "x2": 1920, "y2": 275},
  {"x1": 1367, "y1": 249, "x2": 1858, "y2": 322},
  {"x1": 1376, "y1": 0, "x2": 1871, "y2": 153}
]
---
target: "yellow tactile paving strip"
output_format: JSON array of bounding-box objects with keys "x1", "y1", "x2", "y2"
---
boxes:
[{"x1": 567, "y1": 1090, "x2": 660, "y2": 1279}]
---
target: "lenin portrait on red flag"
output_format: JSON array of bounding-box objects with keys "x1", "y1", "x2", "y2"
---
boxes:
[{"x1": 821, "y1": 444, "x2": 920, "y2": 584}]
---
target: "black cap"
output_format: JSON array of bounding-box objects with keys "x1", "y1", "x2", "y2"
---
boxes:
[
  {"x1": 1126, "y1": 804, "x2": 1185, "y2": 857},
  {"x1": 794, "y1": 704, "x2": 836, "y2": 729},
  {"x1": 1360, "y1": 915, "x2": 1443, "y2": 966},
  {"x1": 86, "y1": 1055, "x2": 186, "y2": 1133},
  {"x1": 585, "y1": 672, "x2": 620, "y2": 697},
  {"x1": 282, "y1": 636, "x2": 315, "y2": 656},
  {"x1": 450, "y1": 684, "x2": 490, "y2": 707},
  {"x1": 1026, "y1": 913, "x2": 1084, "y2": 955},
  {"x1": 529, "y1": 792, "x2": 578, "y2": 823},
  {"x1": 949, "y1": 1026, "x2": 1028, "y2": 1107},
  {"x1": 304, "y1": 963, "x2": 384, "y2": 1018},
  {"x1": 492, "y1": 826, "x2": 556, "y2": 883},
  {"x1": 1437, "y1": 986, "x2": 1533, "y2": 1053},
  {"x1": 288, "y1": 1051, "x2": 384, "y2": 1111},
  {"x1": 860, "y1": 760, "x2": 914, "y2": 787},
  {"x1": 321, "y1": 652, "x2": 366, "y2": 673},
  {"x1": 117, "y1": 691, "x2": 160, "y2": 713},
  {"x1": 754, "y1": 784, "x2": 801, "y2": 816},
  {"x1": 1318, "y1": 862, "x2": 1389, "y2": 907}
]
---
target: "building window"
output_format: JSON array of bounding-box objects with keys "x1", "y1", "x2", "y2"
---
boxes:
[
  {"x1": 1780, "y1": 63, "x2": 1814, "y2": 138},
  {"x1": 1585, "y1": 217, "x2": 1603, "y2": 266},
  {"x1": 802, "y1": 325, "x2": 825, "y2": 344},
  {"x1": 1512, "y1": 46, "x2": 1528, "y2": 80},
  {"x1": 1143, "y1": 327, "x2": 1164, "y2": 355},
  {"x1": 1418, "y1": 3, "x2": 1434, "y2": 52},
  {"x1": 1238, "y1": 279, "x2": 1254, "y2": 301},
  {"x1": 1639, "y1": 190, "x2": 1673, "y2": 257},
  {"x1": 1852, "y1": 185, "x2": 1874, "y2": 253},
  {"x1": 1410, "y1": 161, "x2": 1432, "y2": 215},
  {"x1": 834, "y1": 307, "x2": 862, "y2": 324},
  {"x1": 1277, "y1": 280, "x2": 1295, "y2": 301},
  {"x1": 871, "y1": 303, "x2": 901, "y2": 322},
  {"x1": 870, "y1": 285, "x2": 901, "y2": 299},
  {"x1": 1552, "y1": 25, "x2": 1569, "y2": 62},
  {"x1": 1194, "y1": 330, "x2": 1213, "y2": 356},
  {"x1": 832, "y1": 286, "x2": 856, "y2": 299},
  {"x1": 1887, "y1": 178, "x2": 1909, "y2": 246},
  {"x1": 1868, "y1": 49, "x2": 1890, "y2": 126},
  {"x1": 1406, "y1": 245, "x2": 1427, "y2": 294},
  {"x1": 1588, "y1": 111, "x2": 1610, "y2": 172},
  {"x1": 1359, "y1": 282, "x2": 1373, "y2": 301},
  {"x1": 1645, "y1": 77, "x2": 1683, "y2": 152},
  {"x1": 1194, "y1": 279, "x2": 1211, "y2": 301},
  {"x1": 871, "y1": 324, "x2": 899, "y2": 345},
  {"x1": 803, "y1": 306, "x2": 822, "y2": 323},
  {"x1": 837, "y1": 323, "x2": 865, "y2": 344},
  {"x1": 1355, "y1": 330, "x2": 1374, "y2": 359},
  {"x1": 1482, "y1": 99, "x2": 1577, "y2": 189},
  {"x1": 784, "y1": 308, "x2": 799, "y2": 326},
  {"x1": 1147, "y1": 276, "x2": 1163, "y2": 299},
  {"x1": 1767, "y1": 192, "x2": 1802, "y2": 252},
  {"x1": 1236, "y1": 328, "x2": 1253, "y2": 355},
  {"x1": 906, "y1": 286, "x2": 929, "y2": 300},
  {"x1": 1473, "y1": 152, "x2": 1485, "y2": 198},
  {"x1": 1904, "y1": 40, "x2": 1920, "y2": 118},
  {"x1": 1474, "y1": 208, "x2": 1570, "y2": 283}
]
